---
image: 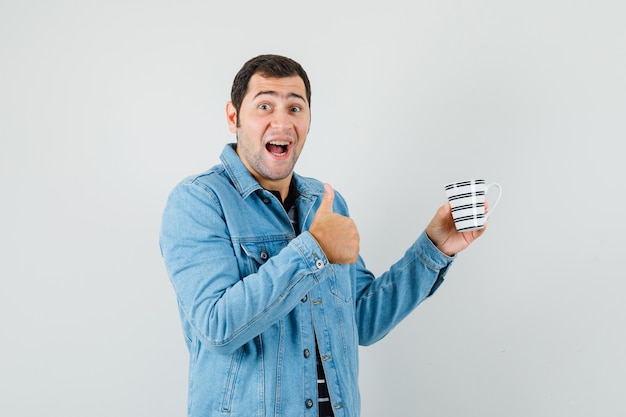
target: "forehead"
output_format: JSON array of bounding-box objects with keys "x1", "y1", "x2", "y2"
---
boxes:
[{"x1": 245, "y1": 74, "x2": 308, "y2": 103}]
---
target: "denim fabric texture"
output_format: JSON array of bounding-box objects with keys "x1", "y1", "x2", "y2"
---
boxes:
[{"x1": 159, "y1": 144, "x2": 455, "y2": 417}]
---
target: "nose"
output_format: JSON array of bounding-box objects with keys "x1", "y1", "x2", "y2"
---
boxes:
[{"x1": 270, "y1": 108, "x2": 293, "y2": 129}]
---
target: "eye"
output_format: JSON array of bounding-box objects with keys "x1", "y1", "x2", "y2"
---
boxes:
[
  {"x1": 258, "y1": 103, "x2": 271, "y2": 111},
  {"x1": 290, "y1": 105, "x2": 302, "y2": 113}
]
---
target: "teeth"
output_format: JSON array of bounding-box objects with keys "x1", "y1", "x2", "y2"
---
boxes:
[{"x1": 269, "y1": 140, "x2": 289, "y2": 146}]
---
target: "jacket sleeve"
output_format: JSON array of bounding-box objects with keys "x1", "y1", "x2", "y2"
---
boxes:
[
  {"x1": 353, "y1": 230, "x2": 455, "y2": 346},
  {"x1": 325, "y1": 190, "x2": 455, "y2": 346},
  {"x1": 159, "y1": 180, "x2": 334, "y2": 355}
]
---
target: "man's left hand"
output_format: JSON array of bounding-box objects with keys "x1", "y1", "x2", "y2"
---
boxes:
[{"x1": 425, "y1": 202, "x2": 488, "y2": 257}]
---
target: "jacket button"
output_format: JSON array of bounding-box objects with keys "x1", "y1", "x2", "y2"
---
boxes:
[
  {"x1": 315, "y1": 259, "x2": 324, "y2": 269},
  {"x1": 263, "y1": 198, "x2": 271, "y2": 204},
  {"x1": 305, "y1": 399, "x2": 314, "y2": 408},
  {"x1": 301, "y1": 294, "x2": 307, "y2": 302},
  {"x1": 303, "y1": 348, "x2": 310, "y2": 358}
]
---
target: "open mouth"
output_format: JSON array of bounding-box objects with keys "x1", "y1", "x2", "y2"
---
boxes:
[{"x1": 266, "y1": 140, "x2": 290, "y2": 157}]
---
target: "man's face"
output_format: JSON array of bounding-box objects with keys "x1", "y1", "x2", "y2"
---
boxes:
[{"x1": 227, "y1": 74, "x2": 311, "y2": 192}]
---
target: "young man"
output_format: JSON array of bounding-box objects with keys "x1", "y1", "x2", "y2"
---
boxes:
[{"x1": 160, "y1": 54, "x2": 487, "y2": 417}]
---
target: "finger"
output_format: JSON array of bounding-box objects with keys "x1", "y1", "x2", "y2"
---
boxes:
[{"x1": 318, "y1": 183, "x2": 335, "y2": 213}]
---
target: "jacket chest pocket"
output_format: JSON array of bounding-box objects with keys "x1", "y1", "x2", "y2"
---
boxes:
[{"x1": 238, "y1": 238, "x2": 290, "y2": 275}]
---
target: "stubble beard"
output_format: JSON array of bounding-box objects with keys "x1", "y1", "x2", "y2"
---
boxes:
[{"x1": 236, "y1": 134, "x2": 300, "y2": 183}]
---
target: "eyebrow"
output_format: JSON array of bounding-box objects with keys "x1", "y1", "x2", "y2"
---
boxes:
[{"x1": 253, "y1": 90, "x2": 307, "y2": 103}]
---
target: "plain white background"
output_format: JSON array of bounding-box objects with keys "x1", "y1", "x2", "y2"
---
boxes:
[{"x1": 1, "y1": 1, "x2": 624, "y2": 416}]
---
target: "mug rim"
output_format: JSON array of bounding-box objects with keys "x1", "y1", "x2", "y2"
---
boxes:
[{"x1": 444, "y1": 179, "x2": 486, "y2": 190}]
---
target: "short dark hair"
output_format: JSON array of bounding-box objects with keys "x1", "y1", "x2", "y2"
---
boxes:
[{"x1": 230, "y1": 54, "x2": 311, "y2": 116}]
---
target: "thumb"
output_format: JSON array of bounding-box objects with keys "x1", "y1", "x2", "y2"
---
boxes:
[{"x1": 319, "y1": 183, "x2": 335, "y2": 213}]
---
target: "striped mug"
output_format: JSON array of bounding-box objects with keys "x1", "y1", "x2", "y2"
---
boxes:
[{"x1": 444, "y1": 179, "x2": 502, "y2": 232}]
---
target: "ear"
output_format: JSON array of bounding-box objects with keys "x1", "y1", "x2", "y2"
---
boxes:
[{"x1": 226, "y1": 101, "x2": 237, "y2": 133}]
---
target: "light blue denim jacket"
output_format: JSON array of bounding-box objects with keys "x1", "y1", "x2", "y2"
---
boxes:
[{"x1": 159, "y1": 144, "x2": 455, "y2": 417}]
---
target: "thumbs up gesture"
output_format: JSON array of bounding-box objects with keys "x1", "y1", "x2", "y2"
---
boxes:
[{"x1": 309, "y1": 183, "x2": 360, "y2": 264}]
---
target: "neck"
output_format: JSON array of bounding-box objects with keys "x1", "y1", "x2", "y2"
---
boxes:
[{"x1": 259, "y1": 175, "x2": 292, "y2": 202}]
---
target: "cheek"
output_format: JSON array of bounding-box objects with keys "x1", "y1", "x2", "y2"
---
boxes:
[
  {"x1": 241, "y1": 120, "x2": 265, "y2": 139},
  {"x1": 296, "y1": 120, "x2": 310, "y2": 140},
  {"x1": 294, "y1": 137, "x2": 307, "y2": 157}
]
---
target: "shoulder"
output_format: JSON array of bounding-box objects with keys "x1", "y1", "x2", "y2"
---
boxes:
[
  {"x1": 164, "y1": 164, "x2": 230, "y2": 211},
  {"x1": 171, "y1": 161, "x2": 231, "y2": 193},
  {"x1": 181, "y1": 164, "x2": 226, "y2": 188}
]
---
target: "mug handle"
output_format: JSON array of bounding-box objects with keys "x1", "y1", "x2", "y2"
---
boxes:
[{"x1": 484, "y1": 183, "x2": 502, "y2": 221}]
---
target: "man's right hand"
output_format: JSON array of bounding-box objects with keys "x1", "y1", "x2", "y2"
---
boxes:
[{"x1": 309, "y1": 183, "x2": 360, "y2": 264}]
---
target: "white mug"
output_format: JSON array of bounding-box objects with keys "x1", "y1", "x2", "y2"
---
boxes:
[{"x1": 444, "y1": 179, "x2": 502, "y2": 232}]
